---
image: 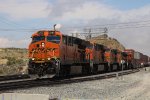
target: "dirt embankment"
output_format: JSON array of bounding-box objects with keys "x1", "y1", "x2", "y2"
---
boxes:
[{"x1": 88, "y1": 34, "x2": 125, "y2": 51}]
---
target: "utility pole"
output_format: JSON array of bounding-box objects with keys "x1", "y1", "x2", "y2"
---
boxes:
[
  {"x1": 72, "y1": 27, "x2": 108, "y2": 39},
  {"x1": 104, "y1": 27, "x2": 108, "y2": 34},
  {"x1": 83, "y1": 28, "x2": 92, "y2": 39},
  {"x1": 88, "y1": 28, "x2": 92, "y2": 39},
  {"x1": 84, "y1": 27, "x2": 108, "y2": 39}
]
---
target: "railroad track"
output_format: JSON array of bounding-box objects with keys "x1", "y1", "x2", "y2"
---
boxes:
[
  {"x1": 0, "y1": 69, "x2": 139, "y2": 92},
  {"x1": 0, "y1": 74, "x2": 30, "y2": 82}
]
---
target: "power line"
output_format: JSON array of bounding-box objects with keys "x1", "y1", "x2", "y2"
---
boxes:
[
  {"x1": 0, "y1": 28, "x2": 50, "y2": 32},
  {"x1": 0, "y1": 19, "x2": 150, "y2": 32},
  {"x1": 91, "y1": 19, "x2": 150, "y2": 27},
  {"x1": 62, "y1": 19, "x2": 150, "y2": 29},
  {"x1": 0, "y1": 16, "x2": 23, "y2": 27}
]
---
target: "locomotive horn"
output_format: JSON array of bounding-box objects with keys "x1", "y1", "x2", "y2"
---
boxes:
[
  {"x1": 54, "y1": 24, "x2": 56, "y2": 31},
  {"x1": 54, "y1": 24, "x2": 61, "y2": 31}
]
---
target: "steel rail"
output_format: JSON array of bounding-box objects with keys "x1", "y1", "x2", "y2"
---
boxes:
[
  {"x1": 0, "y1": 74, "x2": 30, "y2": 82},
  {"x1": 0, "y1": 69, "x2": 139, "y2": 92}
]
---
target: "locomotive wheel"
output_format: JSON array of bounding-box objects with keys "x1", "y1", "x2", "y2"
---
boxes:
[
  {"x1": 92, "y1": 65, "x2": 98, "y2": 74},
  {"x1": 65, "y1": 65, "x2": 71, "y2": 76},
  {"x1": 117, "y1": 64, "x2": 121, "y2": 71},
  {"x1": 59, "y1": 65, "x2": 71, "y2": 77},
  {"x1": 82, "y1": 65, "x2": 91, "y2": 75},
  {"x1": 125, "y1": 63, "x2": 128, "y2": 70},
  {"x1": 128, "y1": 63, "x2": 133, "y2": 70},
  {"x1": 104, "y1": 64, "x2": 108, "y2": 73},
  {"x1": 82, "y1": 66, "x2": 87, "y2": 75},
  {"x1": 58, "y1": 65, "x2": 64, "y2": 77},
  {"x1": 110, "y1": 64, "x2": 113, "y2": 72},
  {"x1": 108, "y1": 63, "x2": 111, "y2": 72}
]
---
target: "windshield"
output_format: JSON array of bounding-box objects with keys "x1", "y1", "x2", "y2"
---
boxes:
[
  {"x1": 32, "y1": 36, "x2": 45, "y2": 43},
  {"x1": 47, "y1": 35, "x2": 61, "y2": 44},
  {"x1": 87, "y1": 44, "x2": 93, "y2": 49}
]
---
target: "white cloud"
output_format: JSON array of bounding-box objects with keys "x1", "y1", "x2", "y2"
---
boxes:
[
  {"x1": 1, "y1": 0, "x2": 150, "y2": 22},
  {"x1": 52, "y1": 2, "x2": 119, "y2": 21},
  {"x1": 2, "y1": 0, "x2": 150, "y2": 22},
  {"x1": 0, "y1": 37, "x2": 30, "y2": 48},
  {"x1": 119, "y1": 6, "x2": 150, "y2": 22},
  {"x1": 52, "y1": 1, "x2": 150, "y2": 23},
  {"x1": 0, "y1": 0, "x2": 50, "y2": 20},
  {"x1": 49, "y1": 0, "x2": 90, "y2": 18}
]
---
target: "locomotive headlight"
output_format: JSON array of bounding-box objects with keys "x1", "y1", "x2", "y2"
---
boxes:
[
  {"x1": 41, "y1": 42, "x2": 45, "y2": 47},
  {"x1": 32, "y1": 58, "x2": 35, "y2": 60},
  {"x1": 47, "y1": 58, "x2": 50, "y2": 60}
]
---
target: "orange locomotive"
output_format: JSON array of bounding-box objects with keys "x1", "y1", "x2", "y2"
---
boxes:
[
  {"x1": 121, "y1": 51, "x2": 128, "y2": 69},
  {"x1": 92, "y1": 43, "x2": 106, "y2": 73},
  {"x1": 85, "y1": 42, "x2": 106, "y2": 73},
  {"x1": 28, "y1": 30, "x2": 62, "y2": 77},
  {"x1": 104, "y1": 49, "x2": 122, "y2": 71},
  {"x1": 28, "y1": 29, "x2": 96, "y2": 77}
]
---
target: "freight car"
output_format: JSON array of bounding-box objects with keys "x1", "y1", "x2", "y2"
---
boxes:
[
  {"x1": 124, "y1": 49, "x2": 150, "y2": 68},
  {"x1": 140, "y1": 54, "x2": 149, "y2": 67}
]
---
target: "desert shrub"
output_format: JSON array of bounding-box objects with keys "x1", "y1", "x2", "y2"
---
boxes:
[
  {"x1": 0, "y1": 69, "x2": 3, "y2": 74},
  {"x1": 16, "y1": 59, "x2": 23, "y2": 64},
  {"x1": 7, "y1": 57, "x2": 16, "y2": 66},
  {"x1": 6, "y1": 57, "x2": 27, "y2": 67}
]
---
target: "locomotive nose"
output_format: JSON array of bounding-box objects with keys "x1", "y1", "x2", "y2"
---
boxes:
[
  {"x1": 30, "y1": 42, "x2": 60, "y2": 61},
  {"x1": 36, "y1": 44, "x2": 40, "y2": 48},
  {"x1": 29, "y1": 42, "x2": 47, "y2": 61},
  {"x1": 35, "y1": 42, "x2": 45, "y2": 48}
]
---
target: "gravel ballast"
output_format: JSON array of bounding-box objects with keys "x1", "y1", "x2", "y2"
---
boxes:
[{"x1": 7, "y1": 67, "x2": 150, "y2": 100}]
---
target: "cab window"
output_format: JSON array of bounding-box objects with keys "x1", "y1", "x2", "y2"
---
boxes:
[
  {"x1": 47, "y1": 35, "x2": 61, "y2": 44},
  {"x1": 62, "y1": 36, "x2": 67, "y2": 44},
  {"x1": 87, "y1": 44, "x2": 93, "y2": 49},
  {"x1": 32, "y1": 36, "x2": 45, "y2": 43},
  {"x1": 68, "y1": 37, "x2": 73, "y2": 46}
]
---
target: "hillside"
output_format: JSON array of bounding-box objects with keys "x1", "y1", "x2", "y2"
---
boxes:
[
  {"x1": 0, "y1": 48, "x2": 28, "y2": 75},
  {"x1": 88, "y1": 34, "x2": 125, "y2": 51}
]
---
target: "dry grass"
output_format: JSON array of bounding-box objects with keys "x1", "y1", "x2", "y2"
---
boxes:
[{"x1": 0, "y1": 48, "x2": 28, "y2": 75}]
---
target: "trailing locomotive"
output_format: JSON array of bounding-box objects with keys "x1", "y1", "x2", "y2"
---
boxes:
[{"x1": 28, "y1": 26, "x2": 149, "y2": 78}]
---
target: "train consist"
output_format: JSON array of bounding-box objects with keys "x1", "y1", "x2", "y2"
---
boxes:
[{"x1": 28, "y1": 27, "x2": 150, "y2": 78}]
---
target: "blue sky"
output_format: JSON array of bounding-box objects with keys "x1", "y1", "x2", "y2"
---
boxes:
[
  {"x1": 103, "y1": 0, "x2": 150, "y2": 10},
  {"x1": 0, "y1": 0, "x2": 150, "y2": 56}
]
